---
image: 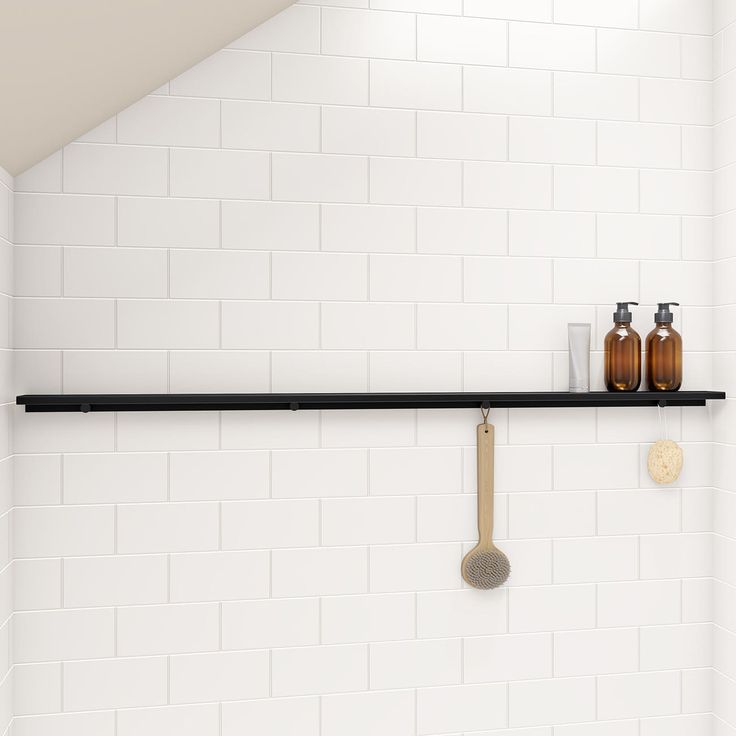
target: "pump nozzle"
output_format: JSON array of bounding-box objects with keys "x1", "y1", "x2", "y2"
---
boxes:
[
  {"x1": 613, "y1": 301, "x2": 639, "y2": 323},
  {"x1": 655, "y1": 302, "x2": 679, "y2": 324}
]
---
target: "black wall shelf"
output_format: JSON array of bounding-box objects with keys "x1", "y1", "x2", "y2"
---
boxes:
[{"x1": 16, "y1": 391, "x2": 726, "y2": 413}]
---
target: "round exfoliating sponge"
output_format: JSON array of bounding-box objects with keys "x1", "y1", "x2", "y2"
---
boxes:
[{"x1": 647, "y1": 439, "x2": 683, "y2": 484}]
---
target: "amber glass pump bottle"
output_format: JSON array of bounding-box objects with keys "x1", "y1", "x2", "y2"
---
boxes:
[
  {"x1": 646, "y1": 302, "x2": 682, "y2": 391},
  {"x1": 604, "y1": 301, "x2": 641, "y2": 392}
]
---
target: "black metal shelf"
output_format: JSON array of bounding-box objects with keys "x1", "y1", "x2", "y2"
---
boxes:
[{"x1": 15, "y1": 391, "x2": 726, "y2": 413}]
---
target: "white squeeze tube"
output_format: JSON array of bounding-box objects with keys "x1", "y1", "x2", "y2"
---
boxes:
[{"x1": 568, "y1": 323, "x2": 591, "y2": 393}]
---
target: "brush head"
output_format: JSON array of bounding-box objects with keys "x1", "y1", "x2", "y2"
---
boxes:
[{"x1": 462, "y1": 545, "x2": 511, "y2": 590}]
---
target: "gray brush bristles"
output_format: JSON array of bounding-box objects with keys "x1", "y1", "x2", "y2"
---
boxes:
[{"x1": 462, "y1": 548, "x2": 511, "y2": 590}]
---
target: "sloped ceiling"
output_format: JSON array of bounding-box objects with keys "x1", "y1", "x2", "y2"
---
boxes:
[{"x1": 0, "y1": 0, "x2": 293, "y2": 174}]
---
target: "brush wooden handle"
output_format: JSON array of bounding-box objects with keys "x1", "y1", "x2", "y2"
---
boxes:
[{"x1": 476, "y1": 422, "x2": 495, "y2": 546}]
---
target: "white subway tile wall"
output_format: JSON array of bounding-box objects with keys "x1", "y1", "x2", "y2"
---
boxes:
[
  {"x1": 6, "y1": 1, "x2": 726, "y2": 735},
  {"x1": 0, "y1": 166, "x2": 13, "y2": 735},
  {"x1": 713, "y1": 8, "x2": 736, "y2": 736}
]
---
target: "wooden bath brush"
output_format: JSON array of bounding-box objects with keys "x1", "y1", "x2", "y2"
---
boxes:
[{"x1": 461, "y1": 412, "x2": 510, "y2": 589}]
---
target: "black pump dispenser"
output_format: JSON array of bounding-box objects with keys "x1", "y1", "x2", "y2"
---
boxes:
[
  {"x1": 605, "y1": 301, "x2": 642, "y2": 391},
  {"x1": 613, "y1": 301, "x2": 638, "y2": 323},
  {"x1": 654, "y1": 302, "x2": 679, "y2": 324}
]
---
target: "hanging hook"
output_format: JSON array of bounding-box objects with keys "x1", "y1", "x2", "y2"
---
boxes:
[
  {"x1": 480, "y1": 401, "x2": 490, "y2": 432},
  {"x1": 657, "y1": 403, "x2": 669, "y2": 441}
]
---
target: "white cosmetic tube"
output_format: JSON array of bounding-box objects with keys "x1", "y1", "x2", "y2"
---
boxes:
[{"x1": 568, "y1": 323, "x2": 591, "y2": 393}]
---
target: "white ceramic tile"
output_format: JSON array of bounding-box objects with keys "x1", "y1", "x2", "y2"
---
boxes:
[
  {"x1": 272, "y1": 644, "x2": 367, "y2": 696},
  {"x1": 554, "y1": 0, "x2": 638, "y2": 28},
  {"x1": 116, "y1": 502, "x2": 219, "y2": 553},
  {"x1": 63, "y1": 143, "x2": 168, "y2": 196},
  {"x1": 640, "y1": 0, "x2": 712, "y2": 34},
  {"x1": 554, "y1": 537, "x2": 638, "y2": 584},
  {"x1": 169, "y1": 351, "x2": 270, "y2": 393},
  {"x1": 64, "y1": 555, "x2": 168, "y2": 608},
  {"x1": 371, "y1": 638, "x2": 461, "y2": 688},
  {"x1": 14, "y1": 506, "x2": 114, "y2": 558},
  {"x1": 417, "y1": 683, "x2": 508, "y2": 734},
  {"x1": 170, "y1": 50, "x2": 270, "y2": 99},
  {"x1": 118, "y1": 197, "x2": 219, "y2": 248},
  {"x1": 117, "y1": 704, "x2": 218, "y2": 736},
  {"x1": 272, "y1": 547, "x2": 368, "y2": 597},
  {"x1": 222, "y1": 598, "x2": 319, "y2": 650},
  {"x1": 554, "y1": 166, "x2": 639, "y2": 213},
  {"x1": 370, "y1": 60, "x2": 462, "y2": 111},
  {"x1": 116, "y1": 602, "x2": 219, "y2": 656},
  {"x1": 14, "y1": 298, "x2": 114, "y2": 349},
  {"x1": 371, "y1": 157, "x2": 461, "y2": 207},
  {"x1": 510, "y1": 117, "x2": 596, "y2": 165},
  {"x1": 598, "y1": 121, "x2": 681, "y2": 169},
  {"x1": 273, "y1": 53, "x2": 369, "y2": 105},
  {"x1": 555, "y1": 628, "x2": 639, "y2": 676},
  {"x1": 273, "y1": 153, "x2": 368, "y2": 203},
  {"x1": 464, "y1": 633, "x2": 552, "y2": 683},
  {"x1": 641, "y1": 79, "x2": 712, "y2": 126},
  {"x1": 418, "y1": 111, "x2": 507, "y2": 161},
  {"x1": 321, "y1": 593, "x2": 415, "y2": 644},
  {"x1": 323, "y1": 204, "x2": 415, "y2": 253},
  {"x1": 222, "y1": 697, "x2": 319, "y2": 736},
  {"x1": 64, "y1": 246, "x2": 167, "y2": 297},
  {"x1": 170, "y1": 651, "x2": 269, "y2": 703},
  {"x1": 322, "y1": 302, "x2": 414, "y2": 349},
  {"x1": 322, "y1": 496, "x2": 415, "y2": 545},
  {"x1": 510, "y1": 22, "x2": 595, "y2": 72},
  {"x1": 465, "y1": 66, "x2": 552, "y2": 116},
  {"x1": 222, "y1": 499, "x2": 319, "y2": 550},
  {"x1": 322, "y1": 8, "x2": 416, "y2": 60},
  {"x1": 598, "y1": 671, "x2": 681, "y2": 720},
  {"x1": 169, "y1": 550, "x2": 270, "y2": 602},
  {"x1": 464, "y1": 162, "x2": 552, "y2": 210},
  {"x1": 597, "y1": 29, "x2": 681, "y2": 78},
  {"x1": 222, "y1": 301, "x2": 319, "y2": 349},
  {"x1": 370, "y1": 543, "x2": 461, "y2": 592},
  {"x1": 323, "y1": 106, "x2": 415, "y2": 156},
  {"x1": 223, "y1": 200, "x2": 319, "y2": 251},
  {"x1": 554, "y1": 72, "x2": 639, "y2": 121},
  {"x1": 510, "y1": 211, "x2": 595, "y2": 258},
  {"x1": 64, "y1": 657, "x2": 167, "y2": 711},
  {"x1": 417, "y1": 15, "x2": 506, "y2": 65},
  {"x1": 14, "y1": 608, "x2": 114, "y2": 663},
  {"x1": 418, "y1": 207, "x2": 508, "y2": 255},
  {"x1": 170, "y1": 148, "x2": 270, "y2": 200},
  {"x1": 509, "y1": 677, "x2": 596, "y2": 727},
  {"x1": 117, "y1": 96, "x2": 220, "y2": 147},
  {"x1": 509, "y1": 585, "x2": 596, "y2": 633},
  {"x1": 273, "y1": 252, "x2": 367, "y2": 301},
  {"x1": 598, "y1": 581, "x2": 682, "y2": 627},
  {"x1": 640, "y1": 623, "x2": 713, "y2": 671},
  {"x1": 222, "y1": 100, "x2": 320, "y2": 152},
  {"x1": 323, "y1": 690, "x2": 415, "y2": 736},
  {"x1": 465, "y1": 256, "x2": 552, "y2": 304}
]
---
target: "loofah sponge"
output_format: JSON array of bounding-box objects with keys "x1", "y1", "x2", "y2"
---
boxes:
[{"x1": 647, "y1": 439, "x2": 683, "y2": 484}]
